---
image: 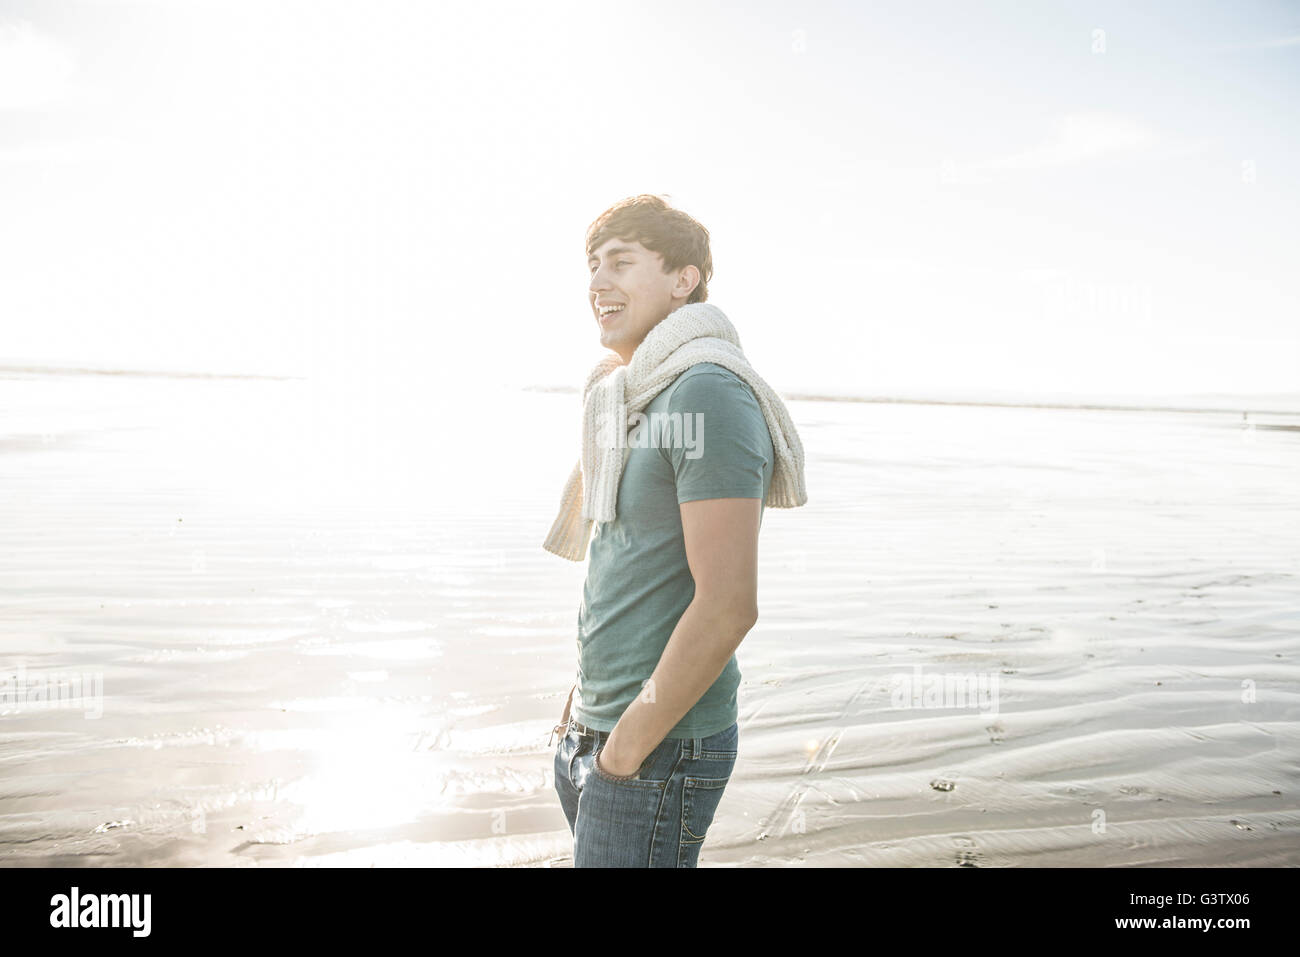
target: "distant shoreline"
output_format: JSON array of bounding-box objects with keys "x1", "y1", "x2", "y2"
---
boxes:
[
  {"x1": 5, "y1": 364, "x2": 1296, "y2": 419},
  {"x1": 521, "y1": 384, "x2": 1300, "y2": 418},
  {"x1": 0, "y1": 363, "x2": 300, "y2": 382}
]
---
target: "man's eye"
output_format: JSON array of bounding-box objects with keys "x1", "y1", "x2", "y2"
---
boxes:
[{"x1": 590, "y1": 260, "x2": 631, "y2": 273}]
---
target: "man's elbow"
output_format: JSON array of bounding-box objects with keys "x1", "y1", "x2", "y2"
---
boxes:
[{"x1": 696, "y1": 594, "x2": 758, "y2": 640}]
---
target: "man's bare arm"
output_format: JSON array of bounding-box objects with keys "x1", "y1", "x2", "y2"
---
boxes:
[{"x1": 598, "y1": 496, "x2": 761, "y2": 775}]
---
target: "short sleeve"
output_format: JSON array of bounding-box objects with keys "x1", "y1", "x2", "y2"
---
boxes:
[{"x1": 659, "y1": 369, "x2": 772, "y2": 505}]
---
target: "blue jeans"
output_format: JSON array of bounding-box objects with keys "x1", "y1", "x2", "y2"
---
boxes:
[{"x1": 553, "y1": 717, "x2": 739, "y2": 867}]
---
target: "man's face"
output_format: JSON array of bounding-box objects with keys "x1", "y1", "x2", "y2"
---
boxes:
[{"x1": 588, "y1": 237, "x2": 696, "y2": 364}]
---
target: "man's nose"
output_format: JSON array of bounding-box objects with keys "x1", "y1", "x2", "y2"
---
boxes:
[{"x1": 589, "y1": 265, "x2": 612, "y2": 293}]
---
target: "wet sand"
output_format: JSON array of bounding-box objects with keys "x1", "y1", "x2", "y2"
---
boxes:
[{"x1": 1, "y1": 369, "x2": 1297, "y2": 866}]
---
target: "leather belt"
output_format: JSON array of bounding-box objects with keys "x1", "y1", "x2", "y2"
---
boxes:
[{"x1": 568, "y1": 717, "x2": 602, "y2": 736}]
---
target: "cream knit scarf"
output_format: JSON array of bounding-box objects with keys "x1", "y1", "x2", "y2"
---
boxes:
[{"x1": 542, "y1": 302, "x2": 807, "y2": 562}]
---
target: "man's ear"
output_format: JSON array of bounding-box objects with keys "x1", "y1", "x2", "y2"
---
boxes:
[{"x1": 675, "y1": 264, "x2": 701, "y2": 300}]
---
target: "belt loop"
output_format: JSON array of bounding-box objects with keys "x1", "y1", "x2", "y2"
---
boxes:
[{"x1": 692, "y1": 736, "x2": 701, "y2": 760}]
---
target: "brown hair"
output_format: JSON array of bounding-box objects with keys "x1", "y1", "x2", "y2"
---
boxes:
[{"x1": 585, "y1": 194, "x2": 713, "y2": 304}]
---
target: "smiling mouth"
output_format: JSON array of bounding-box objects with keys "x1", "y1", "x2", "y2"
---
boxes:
[{"x1": 598, "y1": 306, "x2": 625, "y2": 325}]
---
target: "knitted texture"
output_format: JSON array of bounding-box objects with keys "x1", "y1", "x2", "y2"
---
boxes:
[{"x1": 542, "y1": 302, "x2": 807, "y2": 561}]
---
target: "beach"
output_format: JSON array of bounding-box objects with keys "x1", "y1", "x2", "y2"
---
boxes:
[{"x1": 1, "y1": 368, "x2": 1297, "y2": 866}]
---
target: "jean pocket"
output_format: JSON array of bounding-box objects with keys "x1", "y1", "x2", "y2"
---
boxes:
[
  {"x1": 587, "y1": 746, "x2": 666, "y2": 789},
  {"x1": 680, "y1": 775, "x2": 731, "y2": 845}
]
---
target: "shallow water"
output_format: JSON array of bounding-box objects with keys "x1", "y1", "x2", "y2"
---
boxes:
[{"x1": 1, "y1": 370, "x2": 1297, "y2": 866}]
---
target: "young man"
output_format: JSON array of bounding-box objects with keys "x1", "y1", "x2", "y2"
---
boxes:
[{"x1": 546, "y1": 194, "x2": 805, "y2": 867}]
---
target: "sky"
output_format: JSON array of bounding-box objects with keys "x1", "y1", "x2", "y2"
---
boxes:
[{"x1": 2, "y1": 0, "x2": 1297, "y2": 399}]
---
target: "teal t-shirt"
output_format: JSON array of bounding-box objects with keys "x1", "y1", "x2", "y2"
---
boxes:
[{"x1": 573, "y1": 362, "x2": 775, "y2": 738}]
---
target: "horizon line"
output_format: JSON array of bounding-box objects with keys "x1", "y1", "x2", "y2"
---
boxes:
[{"x1": 521, "y1": 384, "x2": 1300, "y2": 418}]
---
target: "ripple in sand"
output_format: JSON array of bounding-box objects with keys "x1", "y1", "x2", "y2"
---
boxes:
[
  {"x1": 290, "y1": 832, "x2": 574, "y2": 867},
  {"x1": 123, "y1": 647, "x2": 252, "y2": 664},
  {"x1": 340, "y1": 618, "x2": 431, "y2": 634},
  {"x1": 299, "y1": 636, "x2": 442, "y2": 660},
  {"x1": 439, "y1": 720, "x2": 551, "y2": 756}
]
